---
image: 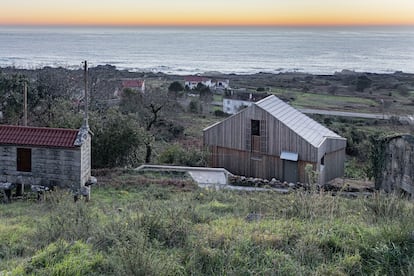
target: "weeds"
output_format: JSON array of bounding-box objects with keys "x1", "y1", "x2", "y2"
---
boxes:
[
  {"x1": 1, "y1": 172, "x2": 414, "y2": 275},
  {"x1": 10, "y1": 240, "x2": 105, "y2": 276}
]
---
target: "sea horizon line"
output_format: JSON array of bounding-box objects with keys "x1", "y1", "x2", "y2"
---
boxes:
[{"x1": 1, "y1": 23, "x2": 414, "y2": 29}]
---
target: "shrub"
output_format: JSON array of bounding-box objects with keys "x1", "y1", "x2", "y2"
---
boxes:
[
  {"x1": 344, "y1": 158, "x2": 367, "y2": 179},
  {"x1": 34, "y1": 191, "x2": 99, "y2": 245},
  {"x1": 168, "y1": 81, "x2": 184, "y2": 93},
  {"x1": 104, "y1": 227, "x2": 185, "y2": 276},
  {"x1": 158, "y1": 144, "x2": 207, "y2": 167},
  {"x1": 91, "y1": 110, "x2": 147, "y2": 168},
  {"x1": 12, "y1": 240, "x2": 105, "y2": 276},
  {"x1": 213, "y1": 109, "x2": 228, "y2": 117},
  {"x1": 188, "y1": 100, "x2": 201, "y2": 113},
  {"x1": 154, "y1": 119, "x2": 184, "y2": 141},
  {"x1": 356, "y1": 75, "x2": 372, "y2": 92}
]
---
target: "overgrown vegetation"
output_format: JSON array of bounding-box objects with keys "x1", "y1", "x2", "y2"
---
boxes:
[
  {"x1": 2, "y1": 65, "x2": 414, "y2": 275},
  {"x1": 310, "y1": 114, "x2": 411, "y2": 180},
  {"x1": 1, "y1": 69, "x2": 412, "y2": 175},
  {"x1": 1, "y1": 172, "x2": 414, "y2": 275},
  {"x1": 0, "y1": 73, "x2": 188, "y2": 168},
  {"x1": 158, "y1": 143, "x2": 207, "y2": 167}
]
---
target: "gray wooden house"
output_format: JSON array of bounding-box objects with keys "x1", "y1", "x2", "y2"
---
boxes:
[
  {"x1": 0, "y1": 124, "x2": 92, "y2": 198},
  {"x1": 203, "y1": 95, "x2": 347, "y2": 184}
]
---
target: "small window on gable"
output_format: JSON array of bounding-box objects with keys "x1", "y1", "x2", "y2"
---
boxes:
[
  {"x1": 251, "y1": 120, "x2": 260, "y2": 136},
  {"x1": 321, "y1": 155, "x2": 325, "y2": 165},
  {"x1": 17, "y1": 148, "x2": 32, "y2": 172}
]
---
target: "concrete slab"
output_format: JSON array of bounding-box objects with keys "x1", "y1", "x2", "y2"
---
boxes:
[
  {"x1": 135, "y1": 165, "x2": 289, "y2": 193},
  {"x1": 187, "y1": 170, "x2": 227, "y2": 185},
  {"x1": 135, "y1": 165, "x2": 232, "y2": 187}
]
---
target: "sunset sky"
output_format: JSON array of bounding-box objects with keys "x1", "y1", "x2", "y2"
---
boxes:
[{"x1": 1, "y1": 0, "x2": 414, "y2": 26}]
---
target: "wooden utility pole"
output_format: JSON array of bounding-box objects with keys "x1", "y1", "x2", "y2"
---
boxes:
[
  {"x1": 83, "y1": 60, "x2": 89, "y2": 128},
  {"x1": 23, "y1": 81, "x2": 28, "y2": 126}
]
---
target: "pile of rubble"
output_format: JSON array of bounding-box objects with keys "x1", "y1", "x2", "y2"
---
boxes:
[
  {"x1": 228, "y1": 175, "x2": 303, "y2": 190},
  {"x1": 228, "y1": 175, "x2": 375, "y2": 193}
]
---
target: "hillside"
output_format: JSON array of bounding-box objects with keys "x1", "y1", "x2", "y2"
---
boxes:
[
  {"x1": 1, "y1": 66, "x2": 414, "y2": 115},
  {"x1": 1, "y1": 66, "x2": 413, "y2": 188},
  {"x1": 1, "y1": 170, "x2": 414, "y2": 275}
]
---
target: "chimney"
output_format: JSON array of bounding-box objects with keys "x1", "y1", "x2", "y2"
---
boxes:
[{"x1": 83, "y1": 60, "x2": 89, "y2": 129}]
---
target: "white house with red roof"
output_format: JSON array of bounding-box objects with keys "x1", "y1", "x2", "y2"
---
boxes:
[
  {"x1": 114, "y1": 79, "x2": 146, "y2": 98},
  {"x1": 122, "y1": 80, "x2": 145, "y2": 92},
  {"x1": 184, "y1": 76, "x2": 230, "y2": 90},
  {"x1": 0, "y1": 124, "x2": 92, "y2": 200},
  {"x1": 184, "y1": 76, "x2": 213, "y2": 90}
]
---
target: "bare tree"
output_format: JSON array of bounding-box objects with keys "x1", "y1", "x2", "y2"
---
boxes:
[
  {"x1": 34, "y1": 68, "x2": 72, "y2": 126},
  {"x1": 119, "y1": 85, "x2": 174, "y2": 163}
]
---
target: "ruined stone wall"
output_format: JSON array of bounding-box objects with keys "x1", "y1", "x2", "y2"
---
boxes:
[
  {"x1": 80, "y1": 134, "x2": 91, "y2": 186},
  {"x1": 380, "y1": 135, "x2": 414, "y2": 196}
]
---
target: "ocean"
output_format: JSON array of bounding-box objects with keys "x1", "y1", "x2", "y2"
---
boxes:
[{"x1": 0, "y1": 26, "x2": 413, "y2": 75}]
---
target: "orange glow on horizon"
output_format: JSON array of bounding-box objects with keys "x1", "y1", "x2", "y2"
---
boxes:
[
  {"x1": 1, "y1": 0, "x2": 414, "y2": 27},
  {"x1": 2, "y1": 17, "x2": 414, "y2": 28}
]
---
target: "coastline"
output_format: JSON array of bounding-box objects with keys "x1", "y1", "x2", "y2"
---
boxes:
[
  {"x1": 1, "y1": 26, "x2": 414, "y2": 76},
  {"x1": 1, "y1": 64, "x2": 413, "y2": 79}
]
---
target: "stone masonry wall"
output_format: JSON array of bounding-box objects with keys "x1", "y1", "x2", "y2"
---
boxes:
[
  {"x1": 0, "y1": 145, "x2": 81, "y2": 189},
  {"x1": 380, "y1": 135, "x2": 414, "y2": 197}
]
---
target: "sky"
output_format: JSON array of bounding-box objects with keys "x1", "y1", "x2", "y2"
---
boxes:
[{"x1": 1, "y1": 0, "x2": 414, "y2": 27}]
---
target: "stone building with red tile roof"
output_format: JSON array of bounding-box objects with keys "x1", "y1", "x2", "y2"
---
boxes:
[
  {"x1": 122, "y1": 79, "x2": 145, "y2": 92},
  {"x1": 0, "y1": 124, "x2": 92, "y2": 200}
]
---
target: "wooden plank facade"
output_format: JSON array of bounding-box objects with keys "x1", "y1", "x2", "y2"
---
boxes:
[{"x1": 203, "y1": 95, "x2": 346, "y2": 184}]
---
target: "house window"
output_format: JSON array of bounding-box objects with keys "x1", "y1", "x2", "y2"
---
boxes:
[
  {"x1": 251, "y1": 120, "x2": 260, "y2": 136},
  {"x1": 17, "y1": 148, "x2": 32, "y2": 172},
  {"x1": 251, "y1": 120, "x2": 261, "y2": 152},
  {"x1": 321, "y1": 155, "x2": 325, "y2": 165}
]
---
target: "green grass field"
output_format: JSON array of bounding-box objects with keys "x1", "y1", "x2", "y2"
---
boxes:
[
  {"x1": 271, "y1": 89, "x2": 379, "y2": 112},
  {"x1": 1, "y1": 170, "x2": 414, "y2": 275}
]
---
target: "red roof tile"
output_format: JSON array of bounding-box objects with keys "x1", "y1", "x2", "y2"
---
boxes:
[
  {"x1": 0, "y1": 125, "x2": 79, "y2": 148},
  {"x1": 122, "y1": 80, "x2": 144, "y2": 88}
]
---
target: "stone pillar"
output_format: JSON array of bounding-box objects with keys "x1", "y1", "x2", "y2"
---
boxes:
[{"x1": 16, "y1": 184, "x2": 24, "y2": 197}]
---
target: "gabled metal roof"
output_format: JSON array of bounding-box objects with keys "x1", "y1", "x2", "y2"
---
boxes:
[
  {"x1": 255, "y1": 95, "x2": 343, "y2": 147},
  {"x1": 0, "y1": 125, "x2": 80, "y2": 148}
]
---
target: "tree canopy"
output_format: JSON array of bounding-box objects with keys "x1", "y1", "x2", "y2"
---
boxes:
[{"x1": 168, "y1": 81, "x2": 184, "y2": 93}]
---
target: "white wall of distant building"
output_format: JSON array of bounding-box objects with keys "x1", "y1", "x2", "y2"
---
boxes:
[{"x1": 223, "y1": 98, "x2": 254, "y2": 114}]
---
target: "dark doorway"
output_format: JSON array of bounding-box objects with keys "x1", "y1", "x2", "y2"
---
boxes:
[
  {"x1": 283, "y1": 160, "x2": 298, "y2": 183},
  {"x1": 250, "y1": 158, "x2": 263, "y2": 179}
]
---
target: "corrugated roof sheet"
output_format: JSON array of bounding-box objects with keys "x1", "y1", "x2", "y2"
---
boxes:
[
  {"x1": 0, "y1": 125, "x2": 79, "y2": 148},
  {"x1": 255, "y1": 95, "x2": 342, "y2": 147}
]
